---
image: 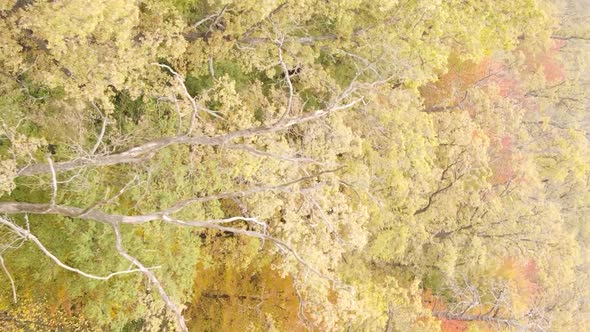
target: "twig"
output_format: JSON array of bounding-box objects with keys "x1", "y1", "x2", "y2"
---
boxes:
[
  {"x1": 154, "y1": 63, "x2": 223, "y2": 134},
  {"x1": 155, "y1": 63, "x2": 202, "y2": 133},
  {"x1": 293, "y1": 277, "x2": 313, "y2": 330},
  {"x1": 206, "y1": 4, "x2": 228, "y2": 35},
  {"x1": 189, "y1": 215, "x2": 267, "y2": 232}
]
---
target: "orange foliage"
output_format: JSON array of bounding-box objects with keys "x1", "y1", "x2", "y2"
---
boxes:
[
  {"x1": 496, "y1": 257, "x2": 540, "y2": 301},
  {"x1": 440, "y1": 319, "x2": 469, "y2": 332},
  {"x1": 185, "y1": 260, "x2": 306, "y2": 332},
  {"x1": 420, "y1": 56, "x2": 490, "y2": 109},
  {"x1": 422, "y1": 289, "x2": 469, "y2": 332}
]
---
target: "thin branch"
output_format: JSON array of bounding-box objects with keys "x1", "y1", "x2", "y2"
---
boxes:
[
  {"x1": 154, "y1": 63, "x2": 223, "y2": 134},
  {"x1": 431, "y1": 311, "x2": 529, "y2": 330},
  {"x1": 385, "y1": 303, "x2": 395, "y2": 332},
  {"x1": 193, "y1": 14, "x2": 217, "y2": 29},
  {"x1": 192, "y1": 215, "x2": 267, "y2": 232},
  {"x1": 551, "y1": 35, "x2": 590, "y2": 41},
  {"x1": 47, "y1": 155, "x2": 57, "y2": 207},
  {"x1": 207, "y1": 4, "x2": 228, "y2": 35},
  {"x1": 158, "y1": 167, "x2": 342, "y2": 216},
  {"x1": 90, "y1": 102, "x2": 108, "y2": 155},
  {"x1": 0, "y1": 255, "x2": 17, "y2": 303},
  {"x1": 0, "y1": 217, "x2": 153, "y2": 281},
  {"x1": 0, "y1": 168, "x2": 343, "y2": 223},
  {"x1": 208, "y1": 55, "x2": 215, "y2": 80},
  {"x1": 240, "y1": 2, "x2": 289, "y2": 41},
  {"x1": 77, "y1": 175, "x2": 138, "y2": 218},
  {"x1": 274, "y1": 35, "x2": 294, "y2": 123},
  {"x1": 156, "y1": 63, "x2": 201, "y2": 133},
  {"x1": 111, "y1": 223, "x2": 188, "y2": 332},
  {"x1": 18, "y1": 96, "x2": 361, "y2": 176},
  {"x1": 293, "y1": 277, "x2": 313, "y2": 330},
  {"x1": 161, "y1": 215, "x2": 337, "y2": 284},
  {"x1": 223, "y1": 143, "x2": 327, "y2": 164}
]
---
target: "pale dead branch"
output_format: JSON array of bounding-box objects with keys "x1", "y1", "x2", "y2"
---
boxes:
[
  {"x1": 111, "y1": 222, "x2": 188, "y2": 332},
  {"x1": 0, "y1": 254, "x2": 17, "y2": 303},
  {"x1": 0, "y1": 217, "x2": 154, "y2": 281},
  {"x1": 0, "y1": 168, "x2": 343, "y2": 224},
  {"x1": 47, "y1": 155, "x2": 58, "y2": 207},
  {"x1": 161, "y1": 214, "x2": 336, "y2": 284},
  {"x1": 223, "y1": 143, "x2": 327, "y2": 165},
  {"x1": 274, "y1": 34, "x2": 294, "y2": 123},
  {"x1": 208, "y1": 55, "x2": 215, "y2": 80},
  {"x1": 77, "y1": 175, "x2": 139, "y2": 218},
  {"x1": 154, "y1": 63, "x2": 223, "y2": 134},
  {"x1": 90, "y1": 101, "x2": 108, "y2": 155},
  {"x1": 18, "y1": 97, "x2": 361, "y2": 176}
]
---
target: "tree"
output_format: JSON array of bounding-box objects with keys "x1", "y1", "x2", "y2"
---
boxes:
[{"x1": 0, "y1": 0, "x2": 588, "y2": 331}]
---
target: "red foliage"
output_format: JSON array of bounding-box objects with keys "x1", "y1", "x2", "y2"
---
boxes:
[
  {"x1": 419, "y1": 55, "x2": 491, "y2": 112},
  {"x1": 440, "y1": 319, "x2": 469, "y2": 332},
  {"x1": 487, "y1": 131, "x2": 518, "y2": 185},
  {"x1": 500, "y1": 135, "x2": 513, "y2": 150},
  {"x1": 484, "y1": 61, "x2": 521, "y2": 98},
  {"x1": 526, "y1": 40, "x2": 566, "y2": 83}
]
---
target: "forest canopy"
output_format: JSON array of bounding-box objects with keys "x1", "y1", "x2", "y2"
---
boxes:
[{"x1": 0, "y1": 0, "x2": 589, "y2": 331}]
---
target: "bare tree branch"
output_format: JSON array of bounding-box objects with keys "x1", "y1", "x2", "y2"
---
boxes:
[
  {"x1": 90, "y1": 102, "x2": 108, "y2": 155},
  {"x1": 208, "y1": 55, "x2": 215, "y2": 80},
  {"x1": 431, "y1": 311, "x2": 530, "y2": 330},
  {"x1": 385, "y1": 303, "x2": 395, "y2": 332},
  {"x1": 0, "y1": 255, "x2": 17, "y2": 304},
  {"x1": 240, "y1": 2, "x2": 289, "y2": 42},
  {"x1": 18, "y1": 98, "x2": 361, "y2": 176},
  {"x1": 293, "y1": 277, "x2": 313, "y2": 330},
  {"x1": 111, "y1": 223, "x2": 188, "y2": 332},
  {"x1": 0, "y1": 217, "x2": 153, "y2": 281},
  {"x1": 160, "y1": 215, "x2": 337, "y2": 284},
  {"x1": 193, "y1": 14, "x2": 217, "y2": 29},
  {"x1": 47, "y1": 155, "x2": 57, "y2": 207},
  {"x1": 223, "y1": 143, "x2": 327, "y2": 165},
  {"x1": 77, "y1": 175, "x2": 138, "y2": 219},
  {"x1": 274, "y1": 34, "x2": 294, "y2": 123},
  {"x1": 0, "y1": 168, "x2": 342, "y2": 223},
  {"x1": 154, "y1": 63, "x2": 223, "y2": 133}
]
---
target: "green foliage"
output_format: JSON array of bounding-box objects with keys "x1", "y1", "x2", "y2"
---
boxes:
[{"x1": 0, "y1": 0, "x2": 588, "y2": 331}]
